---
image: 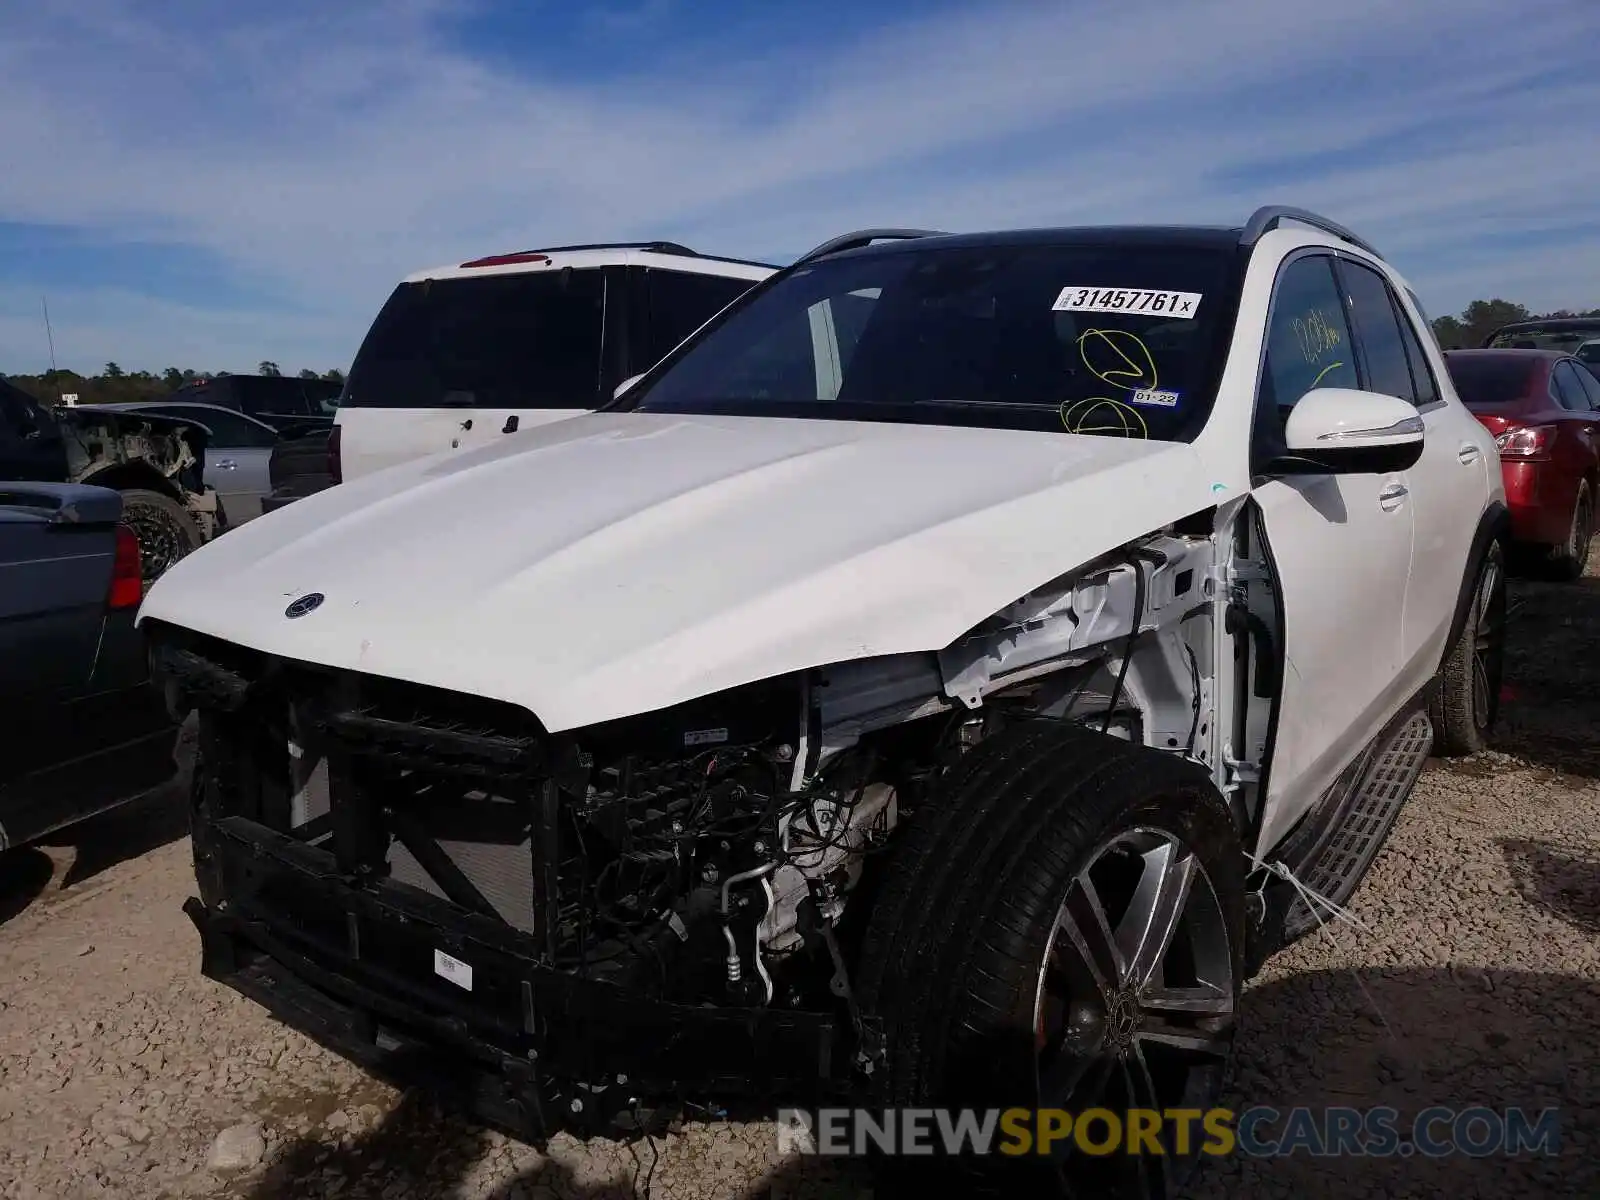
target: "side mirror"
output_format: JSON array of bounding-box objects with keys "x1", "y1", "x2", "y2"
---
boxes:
[
  {"x1": 1276, "y1": 387, "x2": 1425, "y2": 474},
  {"x1": 614, "y1": 374, "x2": 644, "y2": 400}
]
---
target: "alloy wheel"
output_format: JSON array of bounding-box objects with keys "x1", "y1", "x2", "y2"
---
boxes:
[
  {"x1": 121, "y1": 504, "x2": 190, "y2": 584},
  {"x1": 1033, "y1": 827, "x2": 1236, "y2": 1199},
  {"x1": 1571, "y1": 487, "x2": 1593, "y2": 577}
]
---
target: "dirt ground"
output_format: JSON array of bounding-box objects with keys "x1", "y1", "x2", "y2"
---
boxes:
[{"x1": 2, "y1": 550, "x2": 1598, "y2": 1200}]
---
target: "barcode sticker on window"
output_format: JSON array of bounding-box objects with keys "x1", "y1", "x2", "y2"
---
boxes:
[
  {"x1": 1052, "y1": 287, "x2": 1203, "y2": 318},
  {"x1": 433, "y1": 948, "x2": 473, "y2": 991}
]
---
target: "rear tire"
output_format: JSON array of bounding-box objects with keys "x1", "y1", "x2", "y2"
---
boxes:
[
  {"x1": 1428, "y1": 539, "x2": 1507, "y2": 756},
  {"x1": 1546, "y1": 479, "x2": 1593, "y2": 582},
  {"x1": 857, "y1": 721, "x2": 1244, "y2": 1198},
  {"x1": 118, "y1": 487, "x2": 204, "y2": 584}
]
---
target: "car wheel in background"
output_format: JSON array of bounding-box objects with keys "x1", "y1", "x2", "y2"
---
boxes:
[
  {"x1": 1546, "y1": 478, "x2": 1593, "y2": 582},
  {"x1": 118, "y1": 488, "x2": 204, "y2": 585}
]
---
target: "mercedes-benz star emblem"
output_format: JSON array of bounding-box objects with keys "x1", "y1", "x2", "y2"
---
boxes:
[{"x1": 284, "y1": 592, "x2": 325, "y2": 619}]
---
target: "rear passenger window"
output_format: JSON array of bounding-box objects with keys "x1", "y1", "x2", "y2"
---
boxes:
[
  {"x1": 1394, "y1": 306, "x2": 1441, "y2": 406},
  {"x1": 1573, "y1": 360, "x2": 1600, "y2": 410},
  {"x1": 645, "y1": 269, "x2": 758, "y2": 365},
  {"x1": 1340, "y1": 260, "x2": 1417, "y2": 406},
  {"x1": 1259, "y1": 255, "x2": 1358, "y2": 414},
  {"x1": 1552, "y1": 361, "x2": 1591, "y2": 411}
]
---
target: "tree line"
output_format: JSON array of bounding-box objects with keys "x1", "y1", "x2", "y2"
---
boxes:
[
  {"x1": 1428, "y1": 300, "x2": 1600, "y2": 350},
  {"x1": 2, "y1": 361, "x2": 345, "y2": 407}
]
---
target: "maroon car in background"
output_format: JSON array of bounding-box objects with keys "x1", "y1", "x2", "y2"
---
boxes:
[{"x1": 1442, "y1": 349, "x2": 1600, "y2": 579}]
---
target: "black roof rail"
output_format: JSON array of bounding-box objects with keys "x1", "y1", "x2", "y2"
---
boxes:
[
  {"x1": 1240, "y1": 206, "x2": 1381, "y2": 260},
  {"x1": 793, "y1": 228, "x2": 947, "y2": 267},
  {"x1": 530, "y1": 241, "x2": 700, "y2": 257}
]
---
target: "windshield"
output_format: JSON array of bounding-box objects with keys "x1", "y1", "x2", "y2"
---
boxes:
[
  {"x1": 340, "y1": 269, "x2": 606, "y2": 410},
  {"x1": 619, "y1": 240, "x2": 1238, "y2": 440},
  {"x1": 1443, "y1": 353, "x2": 1537, "y2": 407}
]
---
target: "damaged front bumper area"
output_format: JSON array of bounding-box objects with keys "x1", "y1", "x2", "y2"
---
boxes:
[
  {"x1": 182, "y1": 826, "x2": 839, "y2": 1137},
  {"x1": 154, "y1": 624, "x2": 854, "y2": 1138}
]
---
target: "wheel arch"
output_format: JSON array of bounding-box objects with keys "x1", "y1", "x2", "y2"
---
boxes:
[
  {"x1": 79, "y1": 461, "x2": 186, "y2": 502},
  {"x1": 1441, "y1": 500, "x2": 1511, "y2": 663}
]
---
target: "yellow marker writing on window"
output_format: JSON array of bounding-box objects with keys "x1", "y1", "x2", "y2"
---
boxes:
[
  {"x1": 1060, "y1": 397, "x2": 1149, "y2": 439},
  {"x1": 1078, "y1": 329, "x2": 1158, "y2": 392}
]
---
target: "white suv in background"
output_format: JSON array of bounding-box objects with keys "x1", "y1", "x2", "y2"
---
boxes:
[{"x1": 332, "y1": 242, "x2": 775, "y2": 480}]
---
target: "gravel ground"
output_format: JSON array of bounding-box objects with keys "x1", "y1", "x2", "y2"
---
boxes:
[{"x1": 3, "y1": 551, "x2": 1598, "y2": 1200}]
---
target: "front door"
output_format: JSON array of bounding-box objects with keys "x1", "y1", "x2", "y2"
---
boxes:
[{"x1": 1246, "y1": 253, "x2": 1416, "y2": 854}]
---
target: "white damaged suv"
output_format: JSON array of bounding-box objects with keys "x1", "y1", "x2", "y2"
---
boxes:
[{"x1": 140, "y1": 209, "x2": 1506, "y2": 1195}]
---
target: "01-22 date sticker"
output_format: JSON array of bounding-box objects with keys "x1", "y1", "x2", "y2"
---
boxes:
[{"x1": 1053, "y1": 286, "x2": 1202, "y2": 318}]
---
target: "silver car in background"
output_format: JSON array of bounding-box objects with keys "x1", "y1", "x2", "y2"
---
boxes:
[{"x1": 99, "y1": 401, "x2": 284, "y2": 527}]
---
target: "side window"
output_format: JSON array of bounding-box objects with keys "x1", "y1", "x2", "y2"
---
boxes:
[
  {"x1": 198, "y1": 410, "x2": 277, "y2": 447},
  {"x1": 1552, "y1": 362, "x2": 1590, "y2": 411},
  {"x1": 645, "y1": 269, "x2": 758, "y2": 365},
  {"x1": 1394, "y1": 294, "x2": 1442, "y2": 406},
  {"x1": 1259, "y1": 255, "x2": 1359, "y2": 415},
  {"x1": 1339, "y1": 260, "x2": 1418, "y2": 405},
  {"x1": 144, "y1": 407, "x2": 273, "y2": 447},
  {"x1": 1571, "y1": 359, "x2": 1600, "y2": 410}
]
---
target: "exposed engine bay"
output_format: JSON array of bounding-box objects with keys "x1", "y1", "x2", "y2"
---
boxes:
[
  {"x1": 56, "y1": 405, "x2": 219, "y2": 538},
  {"x1": 148, "y1": 501, "x2": 1284, "y2": 1119}
]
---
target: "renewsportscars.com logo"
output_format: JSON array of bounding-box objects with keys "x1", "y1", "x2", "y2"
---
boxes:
[{"x1": 776, "y1": 1106, "x2": 1562, "y2": 1159}]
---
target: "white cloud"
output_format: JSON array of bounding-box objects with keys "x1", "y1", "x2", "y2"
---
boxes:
[{"x1": 1, "y1": 0, "x2": 1598, "y2": 370}]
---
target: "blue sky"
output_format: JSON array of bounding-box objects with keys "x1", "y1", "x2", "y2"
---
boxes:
[{"x1": 2, "y1": 0, "x2": 1599, "y2": 374}]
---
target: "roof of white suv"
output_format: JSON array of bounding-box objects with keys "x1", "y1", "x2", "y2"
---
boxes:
[{"x1": 403, "y1": 241, "x2": 778, "y2": 285}]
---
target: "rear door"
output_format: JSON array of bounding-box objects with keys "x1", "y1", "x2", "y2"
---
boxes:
[
  {"x1": 1336, "y1": 257, "x2": 1487, "y2": 679},
  {"x1": 337, "y1": 267, "x2": 609, "y2": 479}
]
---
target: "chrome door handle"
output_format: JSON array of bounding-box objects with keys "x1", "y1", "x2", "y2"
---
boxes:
[
  {"x1": 213, "y1": 458, "x2": 238, "y2": 469},
  {"x1": 1379, "y1": 482, "x2": 1408, "y2": 511},
  {"x1": 1458, "y1": 443, "x2": 1481, "y2": 464}
]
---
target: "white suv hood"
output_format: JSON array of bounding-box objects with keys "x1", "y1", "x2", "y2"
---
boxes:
[{"x1": 139, "y1": 412, "x2": 1218, "y2": 731}]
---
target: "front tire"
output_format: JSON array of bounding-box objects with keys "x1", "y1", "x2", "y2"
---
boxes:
[
  {"x1": 1429, "y1": 539, "x2": 1507, "y2": 756},
  {"x1": 857, "y1": 722, "x2": 1244, "y2": 1198}
]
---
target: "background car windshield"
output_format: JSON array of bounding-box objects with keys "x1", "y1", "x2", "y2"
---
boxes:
[
  {"x1": 1443, "y1": 354, "x2": 1537, "y2": 407},
  {"x1": 340, "y1": 270, "x2": 606, "y2": 409},
  {"x1": 1485, "y1": 324, "x2": 1600, "y2": 352},
  {"x1": 625, "y1": 241, "x2": 1235, "y2": 440}
]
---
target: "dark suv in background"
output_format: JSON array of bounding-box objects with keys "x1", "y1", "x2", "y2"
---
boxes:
[{"x1": 172, "y1": 375, "x2": 342, "y2": 433}]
